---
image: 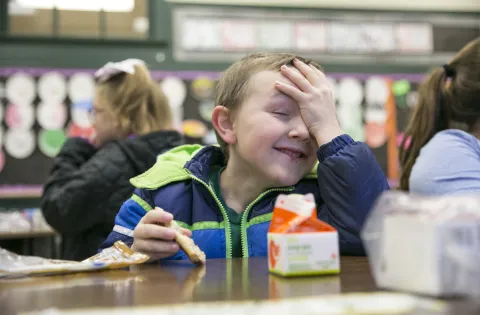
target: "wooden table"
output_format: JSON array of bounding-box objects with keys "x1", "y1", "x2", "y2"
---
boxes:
[{"x1": 0, "y1": 257, "x2": 477, "y2": 314}]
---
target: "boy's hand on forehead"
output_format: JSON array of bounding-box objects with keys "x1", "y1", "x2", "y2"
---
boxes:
[{"x1": 275, "y1": 58, "x2": 342, "y2": 146}]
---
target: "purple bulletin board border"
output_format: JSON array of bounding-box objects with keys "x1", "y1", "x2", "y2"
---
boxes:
[
  {"x1": 0, "y1": 67, "x2": 427, "y2": 83},
  {"x1": 0, "y1": 67, "x2": 417, "y2": 196}
]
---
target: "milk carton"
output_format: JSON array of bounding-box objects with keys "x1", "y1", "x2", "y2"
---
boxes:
[{"x1": 267, "y1": 193, "x2": 340, "y2": 276}]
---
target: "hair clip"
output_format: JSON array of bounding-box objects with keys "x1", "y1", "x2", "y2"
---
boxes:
[
  {"x1": 94, "y1": 58, "x2": 145, "y2": 83},
  {"x1": 442, "y1": 64, "x2": 456, "y2": 78}
]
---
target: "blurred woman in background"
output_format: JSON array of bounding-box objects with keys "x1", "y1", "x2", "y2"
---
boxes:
[
  {"x1": 400, "y1": 38, "x2": 480, "y2": 194},
  {"x1": 42, "y1": 59, "x2": 183, "y2": 261}
]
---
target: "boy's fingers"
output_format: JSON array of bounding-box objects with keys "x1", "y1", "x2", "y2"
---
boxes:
[
  {"x1": 308, "y1": 64, "x2": 330, "y2": 88},
  {"x1": 180, "y1": 228, "x2": 192, "y2": 237},
  {"x1": 142, "y1": 208, "x2": 173, "y2": 225},
  {"x1": 293, "y1": 59, "x2": 321, "y2": 86},
  {"x1": 280, "y1": 65, "x2": 312, "y2": 93},
  {"x1": 133, "y1": 239, "x2": 179, "y2": 254},
  {"x1": 134, "y1": 223, "x2": 176, "y2": 241},
  {"x1": 275, "y1": 81, "x2": 305, "y2": 101}
]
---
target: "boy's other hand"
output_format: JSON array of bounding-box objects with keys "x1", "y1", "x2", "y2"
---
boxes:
[
  {"x1": 132, "y1": 207, "x2": 192, "y2": 262},
  {"x1": 275, "y1": 58, "x2": 342, "y2": 146}
]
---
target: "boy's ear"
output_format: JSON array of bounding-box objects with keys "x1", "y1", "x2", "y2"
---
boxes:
[{"x1": 211, "y1": 105, "x2": 236, "y2": 144}]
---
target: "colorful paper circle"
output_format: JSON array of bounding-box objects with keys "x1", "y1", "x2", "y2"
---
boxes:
[
  {"x1": 160, "y1": 77, "x2": 187, "y2": 109},
  {"x1": 68, "y1": 72, "x2": 95, "y2": 103},
  {"x1": 198, "y1": 101, "x2": 214, "y2": 122},
  {"x1": 37, "y1": 102, "x2": 68, "y2": 130},
  {"x1": 68, "y1": 73, "x2": 96, "y2": 103},
  {"x1": 67, "y1": 122, "x2": 94, "y2": 139},
  {"x1": 170, "y1": 106, "x2": 184, "y2": 132},
  {"x1": 337, "y1": 105, "x2": 364, "y2": 142},
  {"x1": 338, "y1": 78, "x2": 364, "y2": 106},
  {"x1": 5, "y1": 103, "x2": 35, "y2": 130},
  {"x1": 182, "y1": 119, "x2": 208, "y2": 138},
  {"x1": 365, "y1": 77, "x2": 389, "y2": 105},
  {"x1": 38, "y1": 129, "x2": 67, "y2": 157},
  {"x1": 0, "y1": 151, "x2": 5, "y2": 173},
  {"x1": 364, "y1": 108, "x2": 387, "y2": 124},
  {"x1": 6, "y1": 73, "x2": 36, "y2": 106},
  {"x1": 38, "y1": 72, "x2": 67, "y2": 103},
  {"x1": 392, "y1": 80, "x2": 411, "y2": 97},
  {"x1": 191, "y1": 77, "x2": 215, "y2": 101},
  {"x1": 365, "y1": 122, "x2": 387, "y2": 148},
  {"x1": 71, "y1": 101, "x2": 93, "y2": 128},
  {"x1": 4, "y1": 129, "x2": 35, "y2": 159}
]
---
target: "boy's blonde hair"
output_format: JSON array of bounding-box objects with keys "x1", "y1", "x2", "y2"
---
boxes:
[
  {"x1": 214, "y1": 52, "x2": 323, "y2": 159},
  {"x1": 96, "y1": 63, "x2": 172, "y2": 136}
]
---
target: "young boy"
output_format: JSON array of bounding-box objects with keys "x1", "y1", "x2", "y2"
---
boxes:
[{"x1": 100, "y1": 53, "x2": 389, "y2": 260}]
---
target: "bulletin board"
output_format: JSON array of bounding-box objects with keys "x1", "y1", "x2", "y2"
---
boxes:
[{"x1": 0, "y1": 67, "x2": 424, "y2": 190}]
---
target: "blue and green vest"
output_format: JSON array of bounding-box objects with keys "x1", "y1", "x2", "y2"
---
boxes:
[{"x1": 100, "y1": 135, "x2": 389, "y2": 258}]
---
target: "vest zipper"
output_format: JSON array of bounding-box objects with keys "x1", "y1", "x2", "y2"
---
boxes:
[
  {"x1": 240, "y1": 187, "x2": 294, "y2": 258},
  {"x1": 185, "y1": 169, "x2": 233, "y2": 258}
]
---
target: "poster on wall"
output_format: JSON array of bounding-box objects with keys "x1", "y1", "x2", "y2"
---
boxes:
[{"x1": 0, "y1": 67, "x2": 424, "y2": 189}]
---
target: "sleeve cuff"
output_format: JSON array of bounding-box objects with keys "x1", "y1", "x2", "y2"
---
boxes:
[{"x1": 317, "y1": 134, "x2": 355, "y2": 163}]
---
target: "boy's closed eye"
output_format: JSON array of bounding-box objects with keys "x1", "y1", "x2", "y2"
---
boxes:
[
  {"x1": 268, "y1": 94, "x2": 297, "y2": 117},
  {"x1": 270, "y1": 101, "x2": 297, "y2": 118},
  {"x1": 272, "y1": 110, "x2": 290, "y2": 116}
]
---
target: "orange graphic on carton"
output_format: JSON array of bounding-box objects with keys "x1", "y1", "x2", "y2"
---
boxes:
[
  {"x1": 269, "y1": 240, "x2": 280, "y2": 269},
  {"x1": 268, "y1": 194, "x2": 336, "y2": 234}
]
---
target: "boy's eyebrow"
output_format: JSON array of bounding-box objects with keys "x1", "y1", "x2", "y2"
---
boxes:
[{"x1": 270, "y1": 91, "x2": 294, "y2": 103}]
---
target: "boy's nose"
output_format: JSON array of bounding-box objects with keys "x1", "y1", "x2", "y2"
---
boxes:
[{"x1": 288, "y1": 120, "x2": 310, "y2": 141}]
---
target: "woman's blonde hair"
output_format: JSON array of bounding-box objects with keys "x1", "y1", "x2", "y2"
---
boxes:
[{"x1": 96, "y1": 63, "x2": 172, "y2": 136}]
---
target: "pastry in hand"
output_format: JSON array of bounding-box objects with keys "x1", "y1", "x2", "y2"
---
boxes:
[{"x1": 167, "y1": 220, "x2": 206, "y2": 264}]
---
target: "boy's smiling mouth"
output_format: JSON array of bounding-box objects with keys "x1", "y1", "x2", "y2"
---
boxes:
[{"x1": 274, "y1": 147, "x2": 308, "y2": 160}]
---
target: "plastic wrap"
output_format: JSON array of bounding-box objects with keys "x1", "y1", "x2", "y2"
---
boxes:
[
  {"x1": 0, "y1": 241, "x2": 149, "y2": 278},
  {"x1": 0, "y1": 211, "x2": 31, "y2": 233},
  {"x1": 0, "y1": 208, "x2": 53, "y2": 234},
  {"x1": 361, "y1": 191, "x2": 480, "y2": 297}
]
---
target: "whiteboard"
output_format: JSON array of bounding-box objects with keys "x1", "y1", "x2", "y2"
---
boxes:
[
  {"x1": 295, "y1": 22, "x2": 327, "y2": 51},
  {"x1": 328, "y1": 23, "x2": 362, "y2": 52},
  {"x1": 358, "y1": 23, "x2": 395, "y2": 52},
  {"x1": 222, "y1": 19, "x2": 257, "y2": 51},
  {"x1": 181, "y1": 19, "x2": 223, "y2": 51},
  {"x1": 328, "y1": 22, "x2": 395, "y2": 53},
  {"x1": 396, "y1": 23, "x2": 434, "y2": 53},
  {"x1": 258, "y1": 21, "x2": 294, "y2": 50}
]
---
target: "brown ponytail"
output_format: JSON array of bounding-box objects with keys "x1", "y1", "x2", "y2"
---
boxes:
[
  {"x1": 399, "y1": 37, "x2": 480, "y2": 191},
  {"x1": 399, "y1": 68, "x2": 448, "y2": 190}
]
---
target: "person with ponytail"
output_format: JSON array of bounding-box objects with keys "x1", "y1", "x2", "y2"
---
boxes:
[
  {"x1": 400, "y1": 38, "x2": 480, "y2": 194},
  {"x1": 41, "y1": 59, "x2": 183, "y2": 261}
]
